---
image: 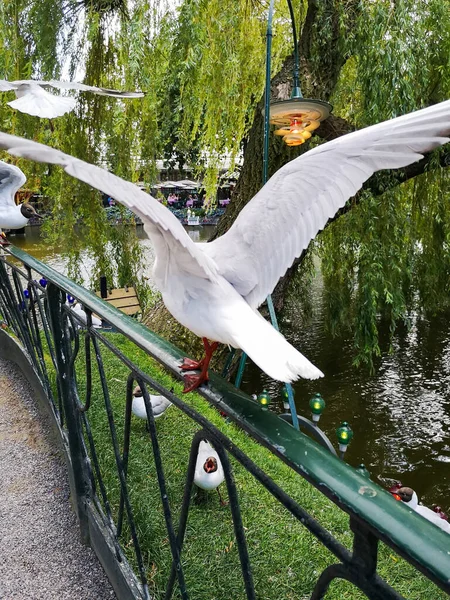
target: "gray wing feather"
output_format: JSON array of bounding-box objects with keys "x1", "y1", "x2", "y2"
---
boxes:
[{"x1": 47, "y1": 80, "x2": 144, "y2": 98}]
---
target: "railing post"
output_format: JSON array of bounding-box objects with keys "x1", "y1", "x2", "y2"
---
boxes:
[
  {"x1": 350, "y1": 517, "x2": 378, "y2": 577},
  {"x1": 47, "y1": 283, "x2": 91, "y2": 543}
]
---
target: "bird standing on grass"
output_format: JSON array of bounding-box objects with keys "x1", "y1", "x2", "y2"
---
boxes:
[
  {"x1": 194, "y1": 440, "x2": 226, "y2": 505},
  {"x1": 132, "y1": 385, "x2": 172, "y2": 420},
  {"x1": 0, "y1": 160, "x2": 42, "y2": 245},
  {"x1": 0, "y1": 100, "x2": 449, "y2": 390},
  {"x1": 0, "y1": 79, "x2": 145, "y2": 119}
]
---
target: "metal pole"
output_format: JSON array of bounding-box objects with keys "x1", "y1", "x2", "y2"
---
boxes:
[
  {"x1": 236, "y1": 0, "x2": 301, "y2": 430},
  {"x1": 286, "y1": 0, "x2": 301, "y2": 98},
  {"x1": 47, "y1": 284, "x2": 91, "y2": 542}
]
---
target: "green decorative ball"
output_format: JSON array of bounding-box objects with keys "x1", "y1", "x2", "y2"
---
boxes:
[
  {"x1": 336, "y1": 422, "x2": 353, "y2": 445},
  {"x1": 309, "y1": 393, "x2": 325, "y2": 415},
  {"x1": 258, "y1": 390, "x2": 271, "y2": 409}
]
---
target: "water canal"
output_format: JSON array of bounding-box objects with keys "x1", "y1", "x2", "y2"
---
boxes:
[{"x1": 10, "y1": 225, "x2": 450, "y2": 509}]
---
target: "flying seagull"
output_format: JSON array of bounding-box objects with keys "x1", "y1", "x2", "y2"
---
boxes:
[
  {"x1": 0, "y1": 79, "x2": 145, "y2": 119},
  {"x1": 0, "y1": 100, "x2": 449, "y2": 391},
  {"x1": 0, "y1": 160, "x2": 41, "y2": 244}
]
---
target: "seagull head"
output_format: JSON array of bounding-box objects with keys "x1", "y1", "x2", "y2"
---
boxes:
[
  {"x1": 20, "y1": 202, "x2": 42, "y2": 220},
  {"x1": 203, "y1": 456, "x2": 218, "y2": 474},
  {"x1": 133, "y1": 385, "x2": 143, "y2": 397},
  {"x1": 390, "y1": 486, "x2": 418, "y2": 508}
]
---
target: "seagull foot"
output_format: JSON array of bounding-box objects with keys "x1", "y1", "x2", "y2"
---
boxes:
[
  {"x1": 180, "y1": 357, "x2": 204, "y2": 371},
  {"x1": 182, "y1": 372, "x2": 208, "y2": 393}
]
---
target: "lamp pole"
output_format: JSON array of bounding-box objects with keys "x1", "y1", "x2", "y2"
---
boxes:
[
  {"x1": 263, "y1": 0, "x2": 299, "y2": 429},
  {"x1": 236, "y1": 0, "x2": 302, "y2": 430}
]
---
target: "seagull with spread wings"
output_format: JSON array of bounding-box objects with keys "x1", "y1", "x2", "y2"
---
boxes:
[
  {"x1": 0, "y1": 100, "x2": 449, "y2": 391},
  {"x1": 0, "y1": 160, "x2": 42, "y2": 244},
  {"x1": 0, "y1": 79, "x2": 144, "y2": 119}
]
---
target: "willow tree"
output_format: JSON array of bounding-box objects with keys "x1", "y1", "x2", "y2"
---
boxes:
[
  {"x1": 164, "y1": 0, "x2": 450, "y2": 369},
  {"x1": 0, "y1": 0, "x2": 175, "y2": 306}
]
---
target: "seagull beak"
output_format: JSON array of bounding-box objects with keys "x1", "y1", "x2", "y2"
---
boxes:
[
  {"x1": 204, "y1": 457, "x2": 218, "y2": 473},
  {"x1": 391, "y1": 493, "x2": 402, "y2": 501},
  {"x1": 35, "y1": 212, "x2": 44, "y2": 219}
]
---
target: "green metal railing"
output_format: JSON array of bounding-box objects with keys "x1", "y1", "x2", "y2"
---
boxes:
[{"x1": 1, "y1": 245, "x2": 450, "y2": 600}]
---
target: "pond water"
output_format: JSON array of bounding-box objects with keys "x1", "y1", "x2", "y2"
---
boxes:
[{"x1": 11, "y1": 225, "x2": 450, "y2": 509}]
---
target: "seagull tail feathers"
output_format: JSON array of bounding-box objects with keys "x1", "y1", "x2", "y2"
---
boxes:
[{"x1": 232, "y1": 308, "x2": 324, "y2": 382}]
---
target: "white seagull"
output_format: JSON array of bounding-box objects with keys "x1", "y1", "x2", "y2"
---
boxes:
[
  {"x1": 0, "y1": 100, "x2": 449, "y2": 391},
  {"x1": 0, "y1": 79, "x2": 144, "y2": 119},
  {"x1": 194, "y1": 440, "x2": 226, "y2": 504},
  {"x1": 391, "y1": 486, "x2": 450, "y2": 534},
  {"x1": 0, "y1": 160, "x2": 42, "y2": 244},
  {"x1": 69, "y1": 300, "x2": 103, "y2": 329},
  {"x1": 132, "y1": 385, "x2": 172, "y2": 419}
]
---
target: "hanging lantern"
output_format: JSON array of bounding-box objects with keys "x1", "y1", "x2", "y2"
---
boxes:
[
  {"x1": 281, "y1": 386, "x2": 294, "y2": 411},
  {"x1": 270, "y1": 98, "x2": 332, "y2": 147},
  {"x1": 39, "y1": 277, "x2": 47, "y2": 288}
]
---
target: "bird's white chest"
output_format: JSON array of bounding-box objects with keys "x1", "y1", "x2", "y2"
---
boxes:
[
  {"x1": 194, "y1": 453, "x2": 224, "y2": 490},
  {"x1": 0, "y1": 205, "x2": 27, "y2": 229}
]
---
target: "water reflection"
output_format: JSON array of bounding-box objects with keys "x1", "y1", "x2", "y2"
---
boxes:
[
  {"x1": 10, "y1": 225, "x2": 450, "y2": 508},
  {"x1": 240, "y1": 276, "x2": 450, "y2": 508}
]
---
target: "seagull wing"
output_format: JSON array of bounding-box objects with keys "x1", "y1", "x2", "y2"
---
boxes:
[
  {"x1": 6, "y1": 82, "x2": 76, "y2": 118},
  {"x1": 47, "y1": 80, "x2": 145, "y2": 98},
  {"x1": 0, "y1": 134, "x2": 217, "y2": 281},
  {"x1": 206, "y1": 100, "x2": 450, "y2": 309},
  {"x1": 0, "y1": 80, "x2": 19, "y2": 92},
  {"x1": 0, "y1": 160, "x2": 26, "y2": 208}
]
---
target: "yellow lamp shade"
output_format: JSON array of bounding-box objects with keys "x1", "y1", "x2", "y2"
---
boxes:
[{"x1": 268, "y1": 98, "x2": 332, "y2": 147}]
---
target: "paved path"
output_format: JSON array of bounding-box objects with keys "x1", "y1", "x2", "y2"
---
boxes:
[{"x1": 0, "y1": 357, "x2": 116, "y2": 599}]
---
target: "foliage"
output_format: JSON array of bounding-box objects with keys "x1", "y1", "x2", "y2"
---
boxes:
[
  {"x1": 0, "y1": 0, "x2": 169, "y2": 308},
  {"x1": 307, "y1": 0, "x2": 450, "y2": 369}
]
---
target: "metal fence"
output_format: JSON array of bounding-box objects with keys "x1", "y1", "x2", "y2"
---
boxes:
[{"x1": 1, "y1": 244, "x2": 450, "y2": 600}]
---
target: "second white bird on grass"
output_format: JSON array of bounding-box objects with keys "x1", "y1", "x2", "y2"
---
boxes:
[
  {"x1": 132, "y1": 385, "x2": 172, "y2": 419},
  {"x1": 0, "y1": 100, "x2": 449, "y2": 391},
  {"x1": 69, "y1": 301, "x2": 102, "y2": 328}
]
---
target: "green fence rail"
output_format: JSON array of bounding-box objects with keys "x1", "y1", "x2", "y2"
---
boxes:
[{"x1": 1, "y1": 244, "x2": 450, "y2": 600}]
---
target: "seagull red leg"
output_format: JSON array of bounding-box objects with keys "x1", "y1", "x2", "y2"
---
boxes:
[
  {"x1": 180, "y1": 356, "x2": 205, "y2": 371},
  {"x1": 182, "y1": 338, "x2": 218, "y2": 393}
]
